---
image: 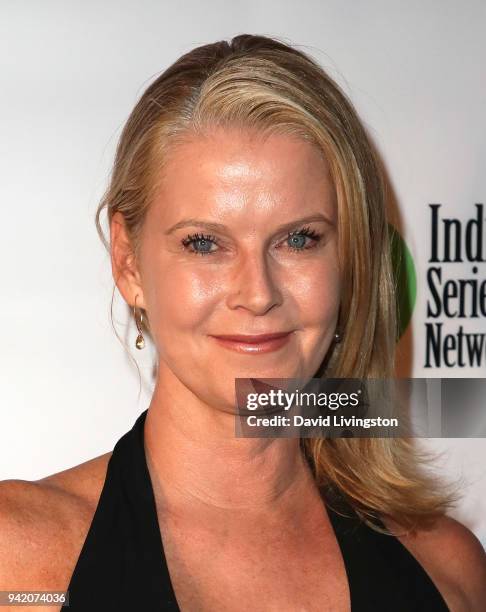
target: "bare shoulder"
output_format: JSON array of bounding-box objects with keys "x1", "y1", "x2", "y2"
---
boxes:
[
  {"x1": 382, "y1": 513, "x2": 486, "y2": 612},
  {"x1": 0, "y1": 451, "x2": 112, "y2": 590}
]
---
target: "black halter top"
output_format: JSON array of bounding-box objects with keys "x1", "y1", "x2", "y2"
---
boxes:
[{"x1": 61, "y1": 409, "x2": 449, "y2": 611}]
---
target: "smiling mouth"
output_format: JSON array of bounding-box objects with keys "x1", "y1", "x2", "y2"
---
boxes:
[{"x1": 208, "y1": 331, "x2": 294, "y2": 354}]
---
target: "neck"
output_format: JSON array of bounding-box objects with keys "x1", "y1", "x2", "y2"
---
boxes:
[{"x1": 143, "y1": 368, "x2": 316, "y2": 517}]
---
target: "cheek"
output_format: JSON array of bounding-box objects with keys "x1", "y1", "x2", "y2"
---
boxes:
[
  {"x1": 145, "y1": 262, "x2": 219, "y2": 336},
  {"x1": 290, "y1": 259, "x2": 341, "y2": 325}
]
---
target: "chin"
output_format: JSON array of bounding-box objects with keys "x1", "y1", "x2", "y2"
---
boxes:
[{"x1": 224, "y1": 364, "x2": 309, "y2": 384}]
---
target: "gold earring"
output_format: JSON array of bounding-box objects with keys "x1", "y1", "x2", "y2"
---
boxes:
[{"x1": 133, "y1": 294, "x2": 145, "y2": 350}]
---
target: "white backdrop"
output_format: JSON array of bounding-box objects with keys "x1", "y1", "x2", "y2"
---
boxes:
[{"x1": 1, "y1": 0, "x2": 485, "y2": 548}]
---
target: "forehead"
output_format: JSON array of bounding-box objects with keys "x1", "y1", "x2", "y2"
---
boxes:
[{"x1": 150, "y1": 127, "x2": 336, "y2": 222}]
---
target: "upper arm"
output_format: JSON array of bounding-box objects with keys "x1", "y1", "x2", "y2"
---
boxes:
[
  {"x1": 440, "y1": 516, "x2": 486, "y2": 611},
  {"x1": 0, "y1": 479, "x2": 83, "y2": 588},
  {"x1": 382, "y1": 513, "x2": 486, "y2": 611},
  {"x1": 0, "y1": 480, "x2": 39, "y2": 586},
  {"x1": 0, "y1": 479, "x2": 73, "y2": 610},
  {"x1": 0, "y1": 455, "x2": 109, "y2": 587}
]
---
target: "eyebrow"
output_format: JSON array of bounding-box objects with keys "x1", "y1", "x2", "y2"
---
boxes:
[{"x1": 165, "y1": 213, "x2": 334, "y2": 235}]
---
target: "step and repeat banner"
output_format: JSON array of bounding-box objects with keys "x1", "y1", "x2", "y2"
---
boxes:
[
  {"x1": 394, "y1": 204, "x2": 485, "y2": 372},
  {"x1": 1, "y1": 2, "x2": 484, "y2": 548}
]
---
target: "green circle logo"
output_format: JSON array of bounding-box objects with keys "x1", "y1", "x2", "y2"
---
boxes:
[{"x1": 389, "y1": 224, "x2": 417, "y2": 339}]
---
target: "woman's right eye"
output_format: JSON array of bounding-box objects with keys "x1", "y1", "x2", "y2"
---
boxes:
[{"x1": 181, "y1": 233, "x2": 219, "y2": 256}]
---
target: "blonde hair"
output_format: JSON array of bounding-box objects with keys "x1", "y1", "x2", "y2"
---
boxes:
[{"x1": 96, "y1": 34, "x2": 460, "y2": 533}]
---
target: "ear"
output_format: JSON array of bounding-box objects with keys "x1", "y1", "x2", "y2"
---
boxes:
[{"x1": 110, "y1": 211, "x2": 146, "y2": 309}]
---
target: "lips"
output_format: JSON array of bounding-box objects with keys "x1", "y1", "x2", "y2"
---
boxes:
[
  {"x1": 210, "y1": 332, "x2": 292, "y2": 343},
  {"x1": 209, "y1": 331, "x2": 294, "y2": 354}
]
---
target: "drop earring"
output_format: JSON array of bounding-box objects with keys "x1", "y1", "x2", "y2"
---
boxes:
[
  {"x1": 133, "y1": 294, "x2": 145, "y2": 350},
  {"x1": 334, "y1": 331, "x2": 342, "y2": 343}
]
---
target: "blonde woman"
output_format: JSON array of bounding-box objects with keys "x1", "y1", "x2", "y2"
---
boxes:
[{"x1": 1, "y1": 34, "x2": 485, "y2": 612}]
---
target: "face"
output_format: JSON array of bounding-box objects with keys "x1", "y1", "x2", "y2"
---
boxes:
[{"x1": 117, "y1": 127, "x2": 341, "y2": 413}]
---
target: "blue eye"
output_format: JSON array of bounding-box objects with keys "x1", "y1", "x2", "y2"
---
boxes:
[
  {"x1": 192, "y1": 237, "x2": 213, "y2": 253},
  {"x1": 286, "y1": 226, "x2": 322, "y2": 252},
  {"x1": 181, "y1": 233, "x2": 218, "y2": 256},
  {"x1": 288, "y1": 234, "x2": 307, "y2": 249}
]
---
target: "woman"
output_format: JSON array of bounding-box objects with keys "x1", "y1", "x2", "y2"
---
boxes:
[{"x1": 1, "y1": 34, "x2": 485, "y2": 612}]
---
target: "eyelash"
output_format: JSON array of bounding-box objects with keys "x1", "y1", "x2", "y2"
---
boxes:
[{"x1": 180, "y1": 226, "x2": 323, "y2": 257}]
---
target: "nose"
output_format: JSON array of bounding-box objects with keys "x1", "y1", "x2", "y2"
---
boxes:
[{"x1": 226, "y1": 251, "x2": 283, "y2": 315}]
